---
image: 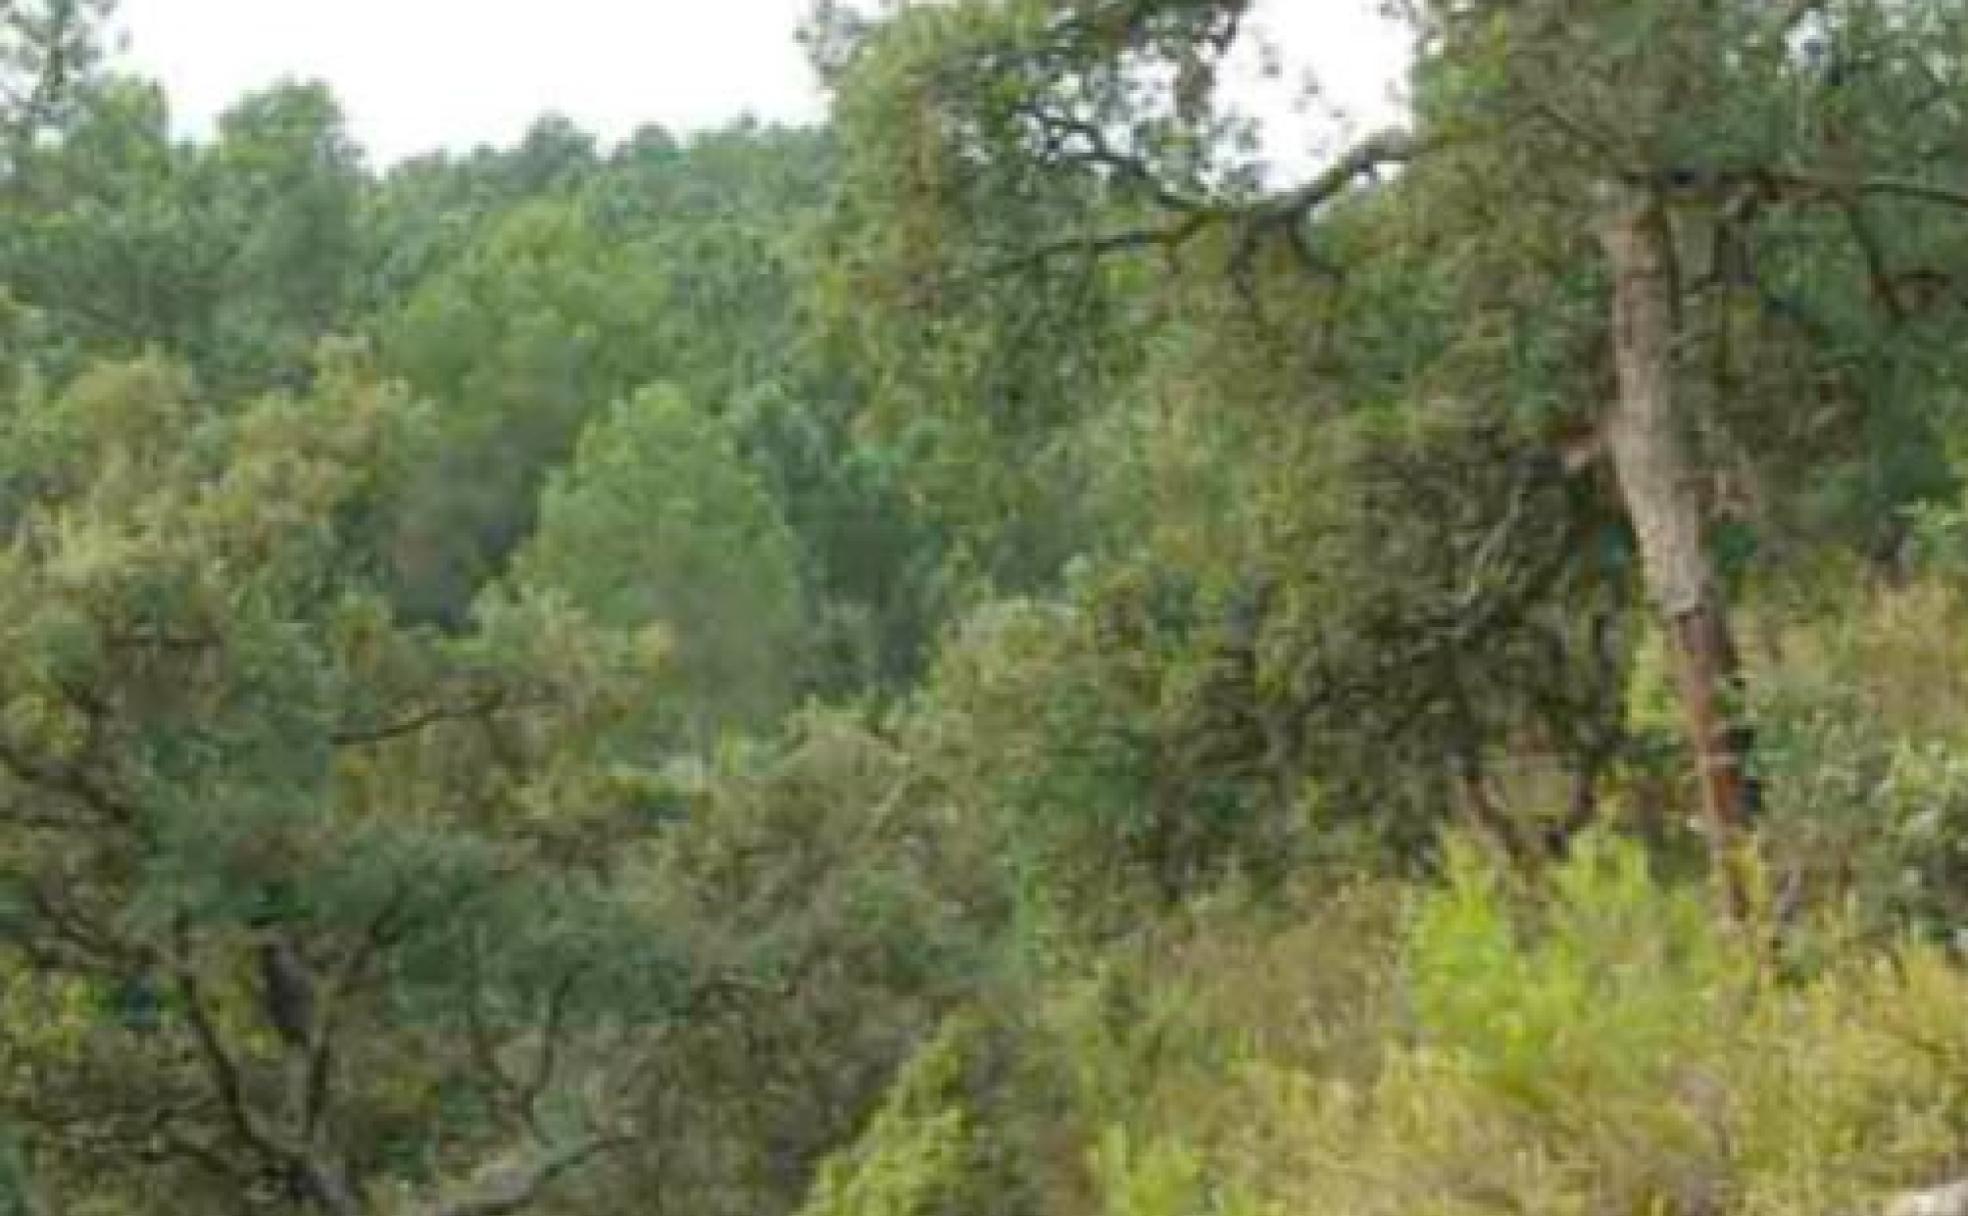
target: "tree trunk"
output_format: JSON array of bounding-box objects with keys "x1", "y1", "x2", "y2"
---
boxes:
[{"x1": 1596, "y1": 185, "x2": 1758, "y2": 859}]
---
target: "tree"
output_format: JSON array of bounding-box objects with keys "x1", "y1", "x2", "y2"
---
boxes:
[
  {"x1": 731, "y1": 383, "x2": 947, "y2": 696},
  {"x1": 369, "y1": 124, "x2": 947, "y2": 697},
  {"x1": 1403, "y1": 0, "x2": 1968, "y2": 872},
  {"x1": 810, "y1": 5, "x2": 1161, "y2": 595},
  {"x1": 0, "y1": 76, "x2": 217, "y2": 371},
  {"x1": 377, "y1": 199, "x2": 672, "y2": 623},
  {"x1": 585, "y1": 121, "x2": 947, "y2": 693},
  {"x1": 0, "y1": 78, "x2": 369, "y2": 395},
  {"x1": 200, "y1": 82, "x2": 367, "y2": 392},
  {"x1": 0, "y1": 0, "x2": 111, "y2": 182},
  {"x1": 0, "y1": 348, "x2": 696, "y2": 1215},
  {"x1": 817, "y1": 0, "x2": 1968, "y2": 882},
  {"x1": 511, "y1": 383, "x2": 805, "y2": 742},
  {"x1": 604, "y1": 709, "x2": 1005, "y2": 1216}
]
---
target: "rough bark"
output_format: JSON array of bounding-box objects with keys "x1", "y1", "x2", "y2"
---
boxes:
[{"x1": 1596, "y1": 184, "x2": 1758, "y2": 853}]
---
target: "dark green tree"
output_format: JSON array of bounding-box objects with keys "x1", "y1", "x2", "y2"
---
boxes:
[
  {"x1": 512, "y1": 383, "x2": 806, "y2": 742},
  {"x1": 1, "y1": 0, "x2": 111, "y2": 182},
  {"x1": 0, "y1": 349, "x2": 696, "y2": 1215}
]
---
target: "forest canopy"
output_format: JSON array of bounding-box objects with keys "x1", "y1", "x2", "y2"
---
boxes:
[{"x1": 5, "y1": 1, "x2": 1968, "y2": 1214}]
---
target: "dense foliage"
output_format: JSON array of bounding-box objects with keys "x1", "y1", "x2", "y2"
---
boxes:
[{"x1": 3, "y1": 0, "x2": 1968, "y2": 1212}]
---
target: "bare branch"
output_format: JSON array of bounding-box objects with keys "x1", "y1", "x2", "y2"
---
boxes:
[{"x1": 1254, "y1": 129, "x2": 1423, "y2": 224}]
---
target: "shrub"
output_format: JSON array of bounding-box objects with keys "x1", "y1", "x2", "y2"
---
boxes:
[
  {"x1": 1754, "y1": 579, "x2": 1968, "y2": 938},
  {"x1": 812, "y1": 837, "x2": 1968, "y2": 1216}
]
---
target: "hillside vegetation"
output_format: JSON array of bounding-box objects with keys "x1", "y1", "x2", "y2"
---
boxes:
[{"x1": 4, "y1": 1, "x2": 1968, "y2": 1213}]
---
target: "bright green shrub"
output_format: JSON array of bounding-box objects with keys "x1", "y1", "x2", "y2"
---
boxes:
[
  {"x1": 798, "y1": 1018, "x2": 981, "y2": 1216},
  {"x1": 834, "y1": 838, "x2": 1968, "y2": 1216},
  {"x1": 796, "y1": 1004, "x2": 1076, "y2": 1216},
  {"x1": 1088, "y1": 1130, "x2": 1208, "y2": 1216},
  {"x1": 1207, "y1": 837, "x2": 1968, "y2": 1216},
  {"x1": 1407, "y1": 836, "x2": 1741, "y2": 1125}
]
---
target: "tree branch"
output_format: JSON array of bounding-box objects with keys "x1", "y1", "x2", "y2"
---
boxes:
[
  {"x1": 1668, "y1": 165, "x2": 1968, "y2": 212},
  {"x1": 300, "y1": 885, "x2": 411, "y2": 1142},
  {"x1": 1023, "y1": 109, "x2": 1217, "y2": 213},
  {"x1": 462, "y1": 930, "x2": 526, "y2": 1119},
  {"x1": 1253, "y1": 129, "x2": 1423, "y2": 224},
  {"x1": 421, "y1": 1135, "x2": 633, "y2": 1216},
  {"x1": 517, "y1": 968, "x2": 583, "y2": 1137},
  {"x1": 168, "y1": 924, "x2": 293, "y2": 1169},
  {"x1": 1841, "y1": 199, "x2": 1908, "y2": 321},
  {"x1": 984, "y1": 128, "x2": 1419, "y2": 283},
  {"x1": 329, "y1": 690, "x2": 510, "y2": 748},
  {"x1": 990, "y1": 209, "x2": 1215, "y2": 274}
]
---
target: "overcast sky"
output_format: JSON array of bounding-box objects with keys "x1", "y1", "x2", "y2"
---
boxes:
[{"x1": 114, "y1": 1, "x2": 1410, "y2": 168}]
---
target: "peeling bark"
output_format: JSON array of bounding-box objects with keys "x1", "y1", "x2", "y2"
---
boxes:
[{"x1": 1596, "y1": 184, "x2": 1758, "y2": 856}]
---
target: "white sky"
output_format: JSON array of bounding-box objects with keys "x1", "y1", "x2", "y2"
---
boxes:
[{"x1": 115, "y1": 1, "x2": 1411, "y2": 168}]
